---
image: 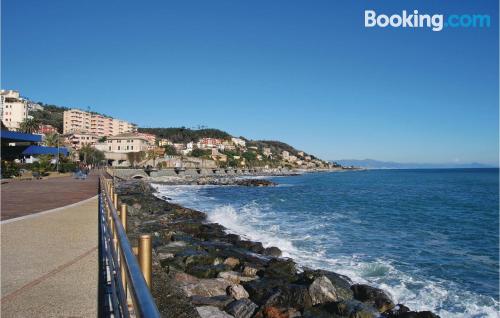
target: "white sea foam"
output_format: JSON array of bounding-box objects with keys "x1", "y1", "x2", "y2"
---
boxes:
[{"x1": 152, "y1": 183, "x2": 500, "y2": 318}]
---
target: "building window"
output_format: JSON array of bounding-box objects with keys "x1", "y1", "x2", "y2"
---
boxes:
[
  {"x1": 109, "y1": 146, "x2": 111, "y2": 151},
  {"x1": 131, "y1": 146, "x2": 133, "y2": 150}
]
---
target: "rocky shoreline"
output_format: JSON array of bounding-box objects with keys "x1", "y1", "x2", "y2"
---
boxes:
[{"x1": 116, "y1": 179, "x2": 439, "y2": 318}]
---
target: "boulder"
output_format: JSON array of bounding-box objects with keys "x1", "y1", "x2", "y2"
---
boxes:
[
  {"x1": 196, "y1": 306, "x2": 234, "y2": 318},
  {"x1": 224, "y1": 257, "x2": 241, "y2": 268},
  {"x1": 308, "y1": 276, "x2": 339, "y2": 305},
  {"x1": 225, "y1": 299, "x2": 258, "y2": 318},
  {"x1": 187, "y1": 264, "x2": 230, "y2": 279},
  {"x1": 299, "y1": 269, "x2": 353, "y2": 301},
  {"x1": 273, "y1": 284, "x2": 313, "y2": 309},
  {"x1": 218, "y1": 271, "x2": 242, "y2": 284},
  {"x1": 263, "y1": 247, "x2": 282, "y2": 257},
  {"x1": 242, "y1": 279, "x2": 279, "y2": 305},
  {"x1": 263, "y1": 259, "x2": 298, "y2": 282},
  {"x1": 304, "y1": 300, "x2": 379, "y2": 318},
  {"x1": 242, "y1": 266, "x2": 259, "y2": 277},
  {"x1": 236, "y1": 240, "x2": 265, "y2": 254},
  {"x1": 351, "y1": 284, "x2": 395, "y2": 312},
  {"x1": 227, "y1": 284, "x2": 250, "y2": 300},
  {"x1": 191, "y1": 295, "x2": 235, "y2": 309},
  {"x1": 218, "y1": 271, "x2": 257, "y2": 284},
  {"x1": 256, "y1": 306, "x2": 301, "y2": 318},
  {"x1": 178, "y1": 277, "x2": 233, "y2": 298}
]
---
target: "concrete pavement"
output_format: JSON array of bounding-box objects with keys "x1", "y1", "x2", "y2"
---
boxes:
[
  {"x1": 1, "y1": 173, "x2": 98, "y2": 221},
  {"x1": 1, "y1": 196, "x2": 98, "y2": 317}
]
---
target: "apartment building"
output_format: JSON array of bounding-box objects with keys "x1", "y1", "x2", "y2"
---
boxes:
[
  {"x1": 65, "y1": 132, "x2": 99, "y2": 151},
  {"x1": 197, "y1": 138, "x2": 223, "y2": 149},
  {"x1": 97, "y1": 133, "x2": 149, "y2": 153},
  {"x1": 63, "y1": 109, "x2": 136, "y2": 136},
  {"x1": 1, "y1": 90, "x2": 29, "y2": 130}
]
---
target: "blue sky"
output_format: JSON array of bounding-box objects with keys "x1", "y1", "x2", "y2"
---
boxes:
[{"x1": 2, "y1": 0, "x2": 498, "y2": 164}]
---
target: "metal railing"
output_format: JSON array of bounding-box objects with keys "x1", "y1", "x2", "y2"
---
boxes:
[{"x1": 98, "y1": 174, "x2": 160, "y2": 318}]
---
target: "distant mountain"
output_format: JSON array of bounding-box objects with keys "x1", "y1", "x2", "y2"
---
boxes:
[{"x1": 333, "y1": 159, "x2": 496, "y2": 169}]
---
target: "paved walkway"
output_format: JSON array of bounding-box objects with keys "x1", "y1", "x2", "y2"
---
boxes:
[
  {"x1": 1, "y1": 195, "x2": 98, "y2": 317},
  {"x1": 1, "y1": 173, "x2": 98, "y2": 221}
]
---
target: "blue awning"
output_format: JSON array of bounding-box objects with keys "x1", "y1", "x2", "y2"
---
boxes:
[
  {"x1": 22, "y1": 145, "x2": 69, "y2": 156},
  {"x1": 1, "y1": 130, "x2": 43, "y2": 142}
]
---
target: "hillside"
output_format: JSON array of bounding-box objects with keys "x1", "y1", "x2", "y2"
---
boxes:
[
  {"x1": 138, "y1": 127, "x2": 231, "y2": 143},
  {"x1": 139, "y1": 128, "x2": 315, "y2": 158},
  {"x1": 30, "y1": 104, "x2": 69, "y2": 133}
]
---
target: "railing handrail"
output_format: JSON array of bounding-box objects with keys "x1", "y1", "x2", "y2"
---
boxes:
[{"x1": 99, "y1": 175, "x2": 160, "y2": 318}]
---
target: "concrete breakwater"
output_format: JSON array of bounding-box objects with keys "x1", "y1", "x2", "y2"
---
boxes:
[
  {"x1": 110, "y1": 167, "x2": 345, "y2": 181},
  {"x1": 116, "y1": 179, "x2": 439, "y2": 318}
]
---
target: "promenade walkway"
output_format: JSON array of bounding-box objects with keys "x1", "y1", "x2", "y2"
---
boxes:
[
  {"x1": 1, "y1": 173, "x2": 98, "y2": 221},
  {"x1": 1, "y1": 175, "x2": 99, "y2": 317}
]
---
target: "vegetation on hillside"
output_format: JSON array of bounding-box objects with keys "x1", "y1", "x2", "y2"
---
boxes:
[
  {"x1": 30, "y1": 104, "x2": 68, "y2": 133},
  {"x1": 138, "y1": 127, "x2": 231, "y2": 143}
]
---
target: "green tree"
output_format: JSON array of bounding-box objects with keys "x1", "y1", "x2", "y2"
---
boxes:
[
  {"x1": 191, "y1": 148, "x2": 211, "y2": 158},
  {"x1": 43, "y1": 132, "x2": 62, "y2": 147},
  {"x1": 164, "y1": 145, "x2": 177, "y2": 155},
  {"x1": 19, "y1": 118, "x2": 40, "y2": 134},
  {"x1": 79, "y1": 145, "x2": 105, "y2": 165}
]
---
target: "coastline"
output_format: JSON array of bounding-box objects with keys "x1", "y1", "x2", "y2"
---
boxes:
[{"x1": 116, "y1": 178, "x2": 439, "y2": 318}]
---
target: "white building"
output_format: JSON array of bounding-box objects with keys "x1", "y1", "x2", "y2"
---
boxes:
[
  {"x1": 1, "y1": 90, "x2": 30, "y2": 130},
  {"x1": 98, "y1": 133, "x2": 149, "y2": 153},
  {"x1": 158, "y1": 138, "x2": 173, "y2": 147},
  {"x1": 231, "y1": 137, "x2": 246, "y2": 147},
  {"x1": 263, "y1": 147, "x2": 272, "y2": 156}
]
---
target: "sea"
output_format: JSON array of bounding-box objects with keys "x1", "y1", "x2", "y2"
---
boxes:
[{"x1": 153, "y1": 169, "x2": 499, "y2": 317}]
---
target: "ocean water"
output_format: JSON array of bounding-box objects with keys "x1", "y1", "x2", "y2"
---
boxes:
[{"x1": 153, "y1": 169, "x2": 499, "y2": 317}]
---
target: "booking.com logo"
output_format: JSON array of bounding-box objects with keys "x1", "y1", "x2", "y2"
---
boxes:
[{"x1": 365, "y1": 10, "x2": 491, "y2": 32}]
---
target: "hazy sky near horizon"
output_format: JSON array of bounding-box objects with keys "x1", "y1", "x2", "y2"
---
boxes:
[{"x1": 2, "y1": 0, "x2": 499, "y2": 164}]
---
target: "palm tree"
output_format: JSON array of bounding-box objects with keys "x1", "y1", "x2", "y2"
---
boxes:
[
  {"x1": 79, "y1": 144, "x2": 105, "y2": 165},
  {"x1": 147, "y1": 149, "x2": 158, "y2": 167},
  {"x1": 44, "y1": 132, "x2": 62, "y2": 147},
  {"x1": 19, "y1": 118, "x2": 40, "y2": 134}
]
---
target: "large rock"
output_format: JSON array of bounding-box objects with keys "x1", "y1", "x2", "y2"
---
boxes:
[
  {"x1": 256, "y1": 306, "x2": 301, "y2": 318},
  {"x1": 308, "y1": 276, "x2": 339, "y2": 305},
  {"x1": 242, "y1": 266, "x2": 259, "y2": 277},
  {"x1": 175, "y1": 273, "x2": 233, "y2": 297},
  {"x1": 191, "y1": 295, "x2": 234, "y2": 309},
  {"x1": 304, "y1": 300, "x2": 379, "y2": 318},
  {"x1": 227, "y1": 284, "x2": 250, "y2": 300},
  {"x1": 236, "y1": 240, "x2": 265, "y2": 254},
  {"x1": 351, "y1": 284, "x2": 395, "y2": 313},
  {"x1": 263, "y1": 246, "x2": 282, "y2": 257},
  {"x1": 218, "y1": 271, "x2": 257, "y2": 284},
  {"x1": 218, "y1": 271, "x2": 242, "y2": 284},
  {"x1": 263, "y1": 259, "x2": 298, "y2": 282},
  {"x1": 224, "y1": 257, "x2": 241, "y2": 268},
  {"x1": 196, "y1": 306, "x2": 234, "y2": 318},
  {"x1": 299, "y1": 269, "x2": 353, "y2": 301},
  {"x1": 273, "y1": 284, "x2": 313, "y2": 309},
  {"x1": 225, "y1": 299, "x2": 258, "y2": 318},
  {"x1": 187, "y1": 264, "x2": 230, "y2": 279}
]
